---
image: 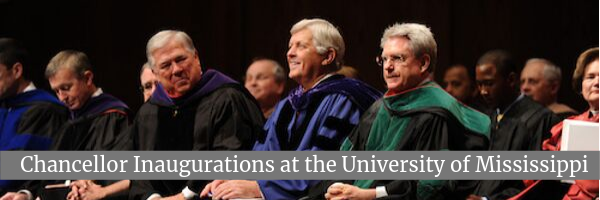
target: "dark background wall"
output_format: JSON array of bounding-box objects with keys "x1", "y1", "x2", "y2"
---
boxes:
[{"x1": 1, "y1": 0, "x2": 598, "y2": 113}]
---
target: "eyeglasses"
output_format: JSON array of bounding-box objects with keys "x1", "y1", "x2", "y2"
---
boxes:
[{"x1": 375, "y1": 55, "x2": 407, "y2": 67}]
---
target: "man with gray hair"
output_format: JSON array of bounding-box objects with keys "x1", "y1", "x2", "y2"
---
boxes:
[
  {"x1": 318, "y1": 23, "x2": 491, "y2": 200},
  {"x1": 244, "y1": 58, "x2": 286, "y2": 118},
  {"x1": 129, "y1": 30, "x2": 264, "y2": 200},
  {"x1": 201, "y1": 18, "x2": 381, "y2": 200},
  {"x1": 520, "y1": 58, "x2": 577, "y2": 119}
]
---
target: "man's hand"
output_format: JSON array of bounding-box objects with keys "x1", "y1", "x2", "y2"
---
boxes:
[
  {"x1": 325, "y1": 183, "x2": 376, "y2": 200},
  {"x1": 0, "y1": 192, "x2": 29, "y2": 200},
  {"x1": 200, "y1": 180, "x2": 227, "y2": 197},
  {"x1": 211, "y1": 180, "x2": 261, "y2": 200},
  {"x1": 77, "y1": 182, "x2": 107, "y2": 200}
]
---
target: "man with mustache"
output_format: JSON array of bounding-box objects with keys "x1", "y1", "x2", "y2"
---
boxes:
[
  {"x1": 318, "y1": 23, "x2": 491, "y2": 200},
  {"x1": 201, "y1": 18, "x2": 381, "y2": 200},
  {"x1": 468, "y1": 50, "x2": 560, "y2": 200},
  {"x1": 129, "y1": 30, "x2": 264, "y2": 200}
]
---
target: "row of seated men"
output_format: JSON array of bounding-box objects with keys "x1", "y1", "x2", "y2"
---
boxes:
[{"x1": 0, "y1": 18, "x2": 598, "y2": 200}]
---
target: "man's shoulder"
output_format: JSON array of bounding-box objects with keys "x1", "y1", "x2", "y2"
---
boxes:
[
  {"x1": 205, "y1": 83, "x2": 253, "y2": 103},
  {"x1": 24, "y1": 100, "x2": 69, "y2": 117},
  {"x1": 514, "y1": 96, "x2": 556, "y2": 120}
]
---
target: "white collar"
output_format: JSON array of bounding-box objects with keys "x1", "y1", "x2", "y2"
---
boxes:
[
  {"x1": 312, "y1": 73, "x2": 336, "y2": 88},
  {"x1": 92, "y1": 88, "x2": 103, "y2": 97},
  {"x1": 22, "y1": 82, "x2": 36, "y2": 93}
]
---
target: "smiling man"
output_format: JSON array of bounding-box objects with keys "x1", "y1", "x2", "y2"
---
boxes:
[
  {"x1": 201, "y1": 18, "x2": 381, "y2": 200},
  {"x1": 317, "y1": 23, "x2": 491, "y2": 200},
  {"x1": 129, "y1": 30, "x2": 264, "y2": 200}
]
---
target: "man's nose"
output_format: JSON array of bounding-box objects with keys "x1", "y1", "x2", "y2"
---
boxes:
[
  {"x1": 479, "y1": 87, "x2": 489, "y2": 96},
  {"x1": 172, "y1": 62, "x2": 183, "y2": 75}
]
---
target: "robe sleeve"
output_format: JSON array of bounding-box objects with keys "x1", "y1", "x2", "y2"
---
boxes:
[
  {"x1": 89, "y1": 111, "x2": 131, "y2": 150},
  {"x1": 384, "y1": 112, "x2": 485, "y2": 200},
  {"x1": 186, "y1": 87, "x2": 264, "y2": 193},
  {"x1": 258, "y1": 94, "x2": 364, "y2": 200},
  {"x1": 7, "y1": 103, "x2": 68, "y2": 197},
  {"x1": 11, "y1": 103, "x2": 69, "y2": 150}
]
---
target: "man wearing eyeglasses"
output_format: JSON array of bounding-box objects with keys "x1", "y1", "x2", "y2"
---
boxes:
[
  {"x1": 315, "y1": 23, "x2": 491, "y2": 200},
  {"x1": 139, "y1": 63, "x2": 156, "y2": 102}
]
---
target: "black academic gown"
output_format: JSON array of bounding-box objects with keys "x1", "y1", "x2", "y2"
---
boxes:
[
  {"x1": 52, "y1": 93, "x2": 131, "y2": 151},
  {"x1": 47, "y1": 92, "x2": 131, "y2": 200},
  {"x1": 473, "y1": 96, "x2": 560, "y2": 200},
  {"x1": 0, "y1": 89, "x2": 69, "y2": 196},
  {"x1": 129, "y1": 69, "x2": 264, "y2": 200}
]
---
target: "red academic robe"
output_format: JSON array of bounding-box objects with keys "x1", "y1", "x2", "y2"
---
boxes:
[{"x1": 510, "y1": 111, "x2": 599, "y2": 200}]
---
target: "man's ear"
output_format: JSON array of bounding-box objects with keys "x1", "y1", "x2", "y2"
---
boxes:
[
  {"x1": 276, "y1": 82, "x2": 285, "y2": 95},
  {"x1": 11, "y1": 62, "x2": 23, "y2": 79},
  {"x1": 549, "y1": 81, "x2": 560, "y2": 96},
  {"x1": 420, "y1": 54, "x2": 431, "y2": 73},
  {"x1": 507, "y1": 72, "x2": 517, "y2": 89},
  {"x1": 83, "y1": 70, "x2": 94, "y2": 85},
  {"x1": 321, "y1": 48, "x2": 337, "y2": 66}
]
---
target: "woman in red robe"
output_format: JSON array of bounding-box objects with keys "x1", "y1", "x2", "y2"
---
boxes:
[{"x1": 510, "y1": 47, "x2": 599, "y2": 200}]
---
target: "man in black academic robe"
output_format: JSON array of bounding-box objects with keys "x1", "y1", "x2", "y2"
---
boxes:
[
  {"x1": 44, "y1": 50, "x2": 132, "y2": 200},
  {"x1": 0, "y1": 38, "x2": 70, "y2": 200},
  {"x1": 46, "y1": 50, "x2": 131, "y2": 151},
  {"x1": 129, "y1": 30, "x2": 264, "y2": 200},
  {"x1": 469, "y1": 50, "x2": 560, "y2": 200}
]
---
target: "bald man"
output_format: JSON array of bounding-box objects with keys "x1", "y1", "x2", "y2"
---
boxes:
[{"x1": 520, "y1": 58, "x2": 577, "y2": 119}]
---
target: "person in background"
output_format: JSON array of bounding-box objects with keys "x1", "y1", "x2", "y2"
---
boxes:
[
  {"x1": 443, "y1": 64, "x2": 489, "y2": 113},
  {"x1": 337, "y1": 65, "x2": 360, "y2": 79},
  {"x1": 469, "y1": 50, "x2": 560, "y2": 200},
  {"x1": 244, "y1": 58, "x2": 285, "y2": 118},
  {"x1": 140, "y1": 62, "x2": 156, "y2": 102},
  {"x1": 510, "y1": 47, "x2": 599, "y2": 200},
  {"x1": 520, "y1": 58, "x2": 577, "y2": 119}
]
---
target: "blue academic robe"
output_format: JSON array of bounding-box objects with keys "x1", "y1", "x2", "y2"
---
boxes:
[
  {"x1": 253, "y1": 75, "x2": 381, "y2": 200},
  {"x1": 0, "y1": 89, "x2": 69, "y2": 194}
]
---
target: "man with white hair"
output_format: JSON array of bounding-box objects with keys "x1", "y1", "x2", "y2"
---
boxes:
[
  {"x1": 201, "y1": 18, "x2": 381, "y2": 200},
  {"x1": 520, "y1": 58, "x2": 577, "y2": 119},
  {"x1": 129, "y1": 30, "x2": 264, "y2": 200},
  {"x1": 317, "y1": 23, "x2": 491, "y2": 200}
]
